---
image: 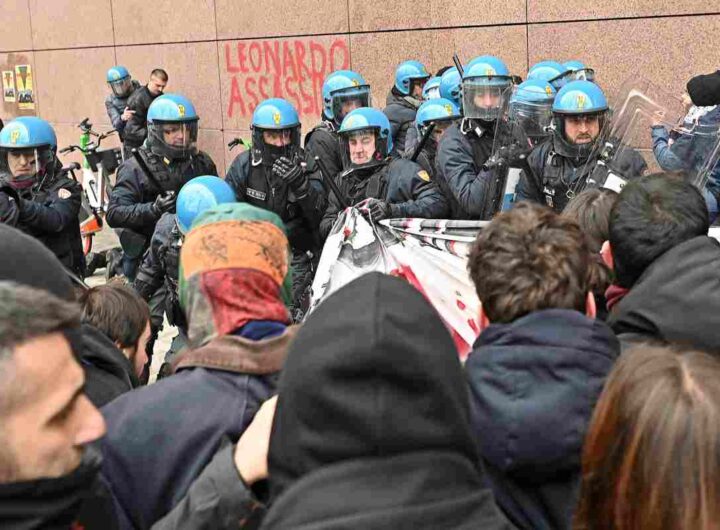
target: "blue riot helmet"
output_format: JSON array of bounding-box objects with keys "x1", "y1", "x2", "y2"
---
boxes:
[
  {"x1": 106, "y1": 65, "x2": 133, "y2": 98},
  {"x1": 461, "y1": 56, "x2": 513, "y2": 122},
  {"x1": 551, "y1": 80, "x2": 609, "y2": 160},
  {"x1": 176, "y1": 176, "x2": 236, "y2": 234},
  {"x1": 394, "y1": 60, "x2": 430, "y2": 97},
  {"x1": 422, "y1": 76, "x2": 441, "y2": 100},
  {"x1": 0, "y1": 117, "x2": 57, "y2": 190},
  {"x1": 147, "y1": 93, "x2": 199, "y2": 161},
  {"x1": 509, "y1": 79, "x2": 557, "y2": 143},
  {"x1": 527, "y1": 61, "x2": 566, "y2": 85},
  {"x1": 251, "y1": 98, "x2": 301, "y2": 166},
  {"x1": 322, "y1": 70, "x2": 372, "y2": 126},
  {"x1": 415, "y1": 98, "x2": 461, "y2": 142},
  {"x1": 439, "y1": 67, "x2": 462, "y2": 109},
  {"x1": 553, "y1": 60, "x2": 596, "y2": 89},
  {"x1": 338, "y1": 107, "x2": 392, "y2": 171}
]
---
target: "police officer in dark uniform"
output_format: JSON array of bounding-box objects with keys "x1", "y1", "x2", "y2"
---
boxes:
[
  {"x1": 403, "y1": 97, "x2": 461, "y2": 178},
  {"x1": 134, "y1": 175, "x2": 236, "y2": 376},
  {"x1": 436, "y1": 56, "x2": 515, "y2": 219},
  {"x1": 226, "y1": 98, "x2": 327, "y2": 317},
  {"x1": 305, "y1": 70, "x2": 371, "y2": 183},
  {"x1": 320, "y1": 107, "x2": 448, "y2": 239},
  {"x1": 383, "y1": 60, "x2": 430, "y2": 154},
  {"x1": 515, "y1": 80, "x2": 647, "y2": 213},
  {"x1": 104, "y1": 65, "x2": 141, "y2": 141},
  {"x1": 0, "y1": 117, "x2": 85, "y2": 277},
  {"x1": 107, "y1": 93, "x2": 217, "y2": 281}
]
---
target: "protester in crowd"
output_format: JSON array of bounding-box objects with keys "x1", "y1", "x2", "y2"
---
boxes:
[
  {"x1": 0, "y1": 281, "x2": 110, "y2": 527},
  {"x1": 563, "y1": 188, "x2": 618, "y2": 320},
  {"x1": 101, "y1": 203, "x2": 296, "y2": 529},
  {"x1": 651, "y1": 70, "x2": 720, "y2": 222},
  {"x1": 574, "y1": 345, "x2": 720, "y2": 530},
  {"x1": 122, "y1": 68, "x2": 168, "y2": 157},
  {"x1": 78, "y1": 283, "x2": 151, "y2": 407},
  {"x1": 466, "y1": 202, "x2": 620, "y2": 530},
  {"x1": 604, "y1": 172, "x2": 720, "y2": 352}
]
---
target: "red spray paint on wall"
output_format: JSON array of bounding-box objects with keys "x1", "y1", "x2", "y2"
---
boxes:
[{"x1": 225, "y1": 38, "x2": 350, "y2": 118}]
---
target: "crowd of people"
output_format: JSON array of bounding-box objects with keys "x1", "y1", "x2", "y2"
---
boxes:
[{"x1": 0, "y1": 53, "x2": 719, "y2": 529}]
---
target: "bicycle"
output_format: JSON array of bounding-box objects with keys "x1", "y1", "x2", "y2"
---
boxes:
[{"x1": 59, "y1": 118, "x2": 122, "y2": 256}]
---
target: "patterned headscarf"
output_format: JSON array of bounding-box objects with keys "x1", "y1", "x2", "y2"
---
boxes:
[{"x1": 179, "y1": 202, "x2": 292, "y2": 347}]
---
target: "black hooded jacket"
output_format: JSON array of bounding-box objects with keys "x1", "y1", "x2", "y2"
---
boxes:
[
  {"x1": 608, "y1": 235, "x2": 720, "y2": 353},
  {"x1": 79, "y1": 324, "x2": 139, "y2": 408},
  {"x1": 466, "y1": 309, "x2": 620, "y2": 530},
  {"x1": 263, "y1": 272, "x2": 514, "y2": 529}
]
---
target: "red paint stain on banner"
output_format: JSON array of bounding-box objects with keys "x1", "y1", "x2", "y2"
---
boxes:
[{"x1": 225, "y1": 38, "x2": 350, "y2": 118}]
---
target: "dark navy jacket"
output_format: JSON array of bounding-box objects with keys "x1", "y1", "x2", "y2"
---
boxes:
[
  {"x1": 466, "y1": 309, "x2": 620, "y2": 530},
  {"x1": 383, "y1": 91, "x2": 421, "y2": 154},
  {"x1": 101, "y1": 327, "x2": 296, "y2": 529}
]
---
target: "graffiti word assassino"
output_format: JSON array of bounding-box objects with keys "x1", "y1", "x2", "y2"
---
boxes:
[{"x1": 225, "y1": 38, "x2": 350, "y2": 118}]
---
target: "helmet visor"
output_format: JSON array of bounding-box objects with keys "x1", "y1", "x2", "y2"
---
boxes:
[
  {"x1": 509, "y1": 101, "x2": 554, "y2": 140},
  {"x1": 462, "y1": 80, "x2": 512, "y2": 121},
  {"x1": 148, "y1": 120, "x2": 198, "y2": 160},
  {"x1": 331, "y1": 87, "x2": 371, "y2": 124},
  {"x1": 109, "y1": 77, "x2": 132, "y2": 98},
  {"x1": 2, "y1": 146, "x2": 54, "y2": 188},
  {"x1": 251, "y1": 125, "x2": 300, "y2": 166}
]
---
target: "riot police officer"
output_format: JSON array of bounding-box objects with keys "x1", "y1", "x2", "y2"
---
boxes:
[
  {"x1": 320, "y1": 107, "x2": 447, "y2": 239},
  {"x1": 104, "y1": 65, "x2": 140, "y2": 141},
  {"x1": 226, "y1": 98, "x2": 327, "y2": 317},
  {"x1": 435, "y1": 56, "x2": 514, "y2": 219},
  {"x1": 515, "y1": 80, "x2": 646, "y2": 213},
  {"x1": 134, "y1": 175, "x2": 236, "y2": 376},
  {"x1": 107, "y1": 93, "x2": 217, "y2": 281},
  {"x1": 305, "y1": 70, "x2": 372, "y2": 183},
  {"x1": 0, "y1": 117, "x2": 84, "y2": 276},
  {"x1": 383, "y1": 60, "x2": 430, "y2": 153},
  {"x1": 403, "y1": 97, "x2": 461, "y2": 179}
]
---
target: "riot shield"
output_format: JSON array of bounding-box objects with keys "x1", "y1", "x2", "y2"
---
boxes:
[
  {"x1": 578, "y1": 78, "x2": 720, "y2": 196},
  {"x1": 484, "y1": 84, "x2": 554, "y2": 213}
]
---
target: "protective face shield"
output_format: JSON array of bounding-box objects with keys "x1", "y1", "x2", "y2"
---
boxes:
[
  {"x1": 148, "y1": 119, "x2": 199, "y2": 161},
  {"x1": 251, "y1": 125, "x2": 301, "y2": 167},
  {"x1": 109, "y1": 77, "x2": 133, "y2": 98},
  {"x1": 2, "y1": 146, "x2": 54, "y2": 189},
  {"x1": 331, "y1": 86, "x2": 371, "y2": 126},
  {"x1": 340, "y1": 127, "x2": 388, "y2": 172},
  {"x1": 462, "y1": 79, "x2": 513, "y2": 122}
]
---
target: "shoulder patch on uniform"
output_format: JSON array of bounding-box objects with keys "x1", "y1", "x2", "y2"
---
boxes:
[
  {"x1": 57, "y1": 188, "x2": 72, "y2": 199},
  {"x1": 417, "y1": 170, "x2": 431, "y2": 182}
]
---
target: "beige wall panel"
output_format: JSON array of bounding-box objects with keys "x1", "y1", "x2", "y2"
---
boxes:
[
  {"x1": 219, "y1": 34, "x2": 351, "y2": 132},
  {"x1": 215, "y1": 0, "x2": 348, "y2": 40},
  {"x1": 349, "y1": 0, "x2": 526, "y2": 31},
  {"x1": 116, "y1": 41, "x2": 223, "y2": 130},
  {"x1": 528, "y1": 0, "x2": 720, "y2": 22},
  {"x1": 29, "y1": 0, "x2": 114, "y2": 49},
  {"x1": 197, "y1": 128, "x2": 227, "y2": 177},
  {"x1": 0, "y1": 51, "x2": 37, "y2": 119},
  {"x1": 351, "y1": 26, "x2": 528, "y2": 110},
  {"x1": 0, "y1": 0, "x2": 33, "y2": 52},
  {"x1": 529, "y1": 16, "x2": 720, "y2": 105},
  {"x1": 112, "y1": 0, "x2": 216, "y2": 45},
  {"x1": 34, "y1": 47, "x2": 115, "y2": 126}
]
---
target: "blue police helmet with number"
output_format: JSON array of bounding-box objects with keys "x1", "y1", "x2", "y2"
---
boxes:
[
  {"x1": 394, "y1": 60, "x2": 430, "y2": 96},
  {"x1": 322, "y1": 70, "x2": 371, "y2": 125},
  {"x1": 176, "y1": 176, "x2": 236, "y2": 234},
  {"x1": 439, "y1": 67, "x2": 462, "y2": 109},
  {"x1": 338, "y1": 107, "x2": 393, "y2": 170},
  {"x1": 461, "y1": 56, "x2": 513, "y2": 121},
  {"x1": 415, "y1": 98, "x2": 461, "y2": 134},
  {"x1": 147, "y1": 93, "x2": 199, "y2": 160},
  {"x1": 551, "y1": 80, "x2": 609, "y2": 159},
  {"x1": 0, "y1": 117, "x2": 58, "y2": 188},
  {"x1": 251, "y1": 98, "x2": 301, "y2": 166}
]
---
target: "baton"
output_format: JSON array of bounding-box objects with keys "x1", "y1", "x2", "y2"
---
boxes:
[
  {"x1": 452, "y1": 53, "x2": 464, "y2": 77},
  {"x1": 313, "y1": 156, "x2": 348, "y2": 209},
  {"x1": 411, "y1": 123, "x2": 436, "y2": 163}
]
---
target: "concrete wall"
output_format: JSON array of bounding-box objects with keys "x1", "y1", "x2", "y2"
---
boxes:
[{"x1": 1, "y1": 0, "x2": 719, "y2": 175}]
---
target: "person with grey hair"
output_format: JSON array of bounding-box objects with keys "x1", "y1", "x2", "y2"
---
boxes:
[{"x1": 0, "y1": 281, "x2": 108, "y2": 527}]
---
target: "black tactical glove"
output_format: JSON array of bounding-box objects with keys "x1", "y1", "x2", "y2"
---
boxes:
[
  {"x1": 152, "y1": 192, "x2": 176, "y2": 217},
  {"x1": 272, "y1": 156, "x2": 309, "y2": 194},
  {"x1": 364, "y1": 198, "x2": 392, "y2": 221}
]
